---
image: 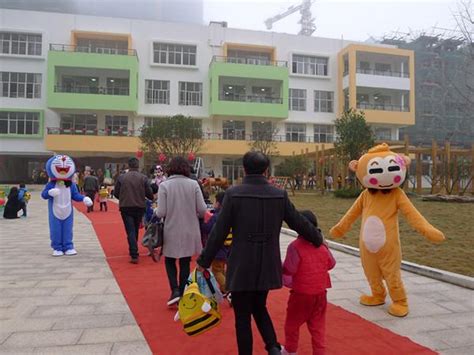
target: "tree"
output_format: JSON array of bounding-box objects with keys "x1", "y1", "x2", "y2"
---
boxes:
[
  {"x1": 140, "y1": 115, "x2": 203, "y2": 158},
  {"x1": 275, "y1": 155, "x2": 310, "y2": 177},
  {"x1": 334, "y1": 109, "x2": 375, "y2": 162},
  {"x1": 249, "y1": 122, "x2": 280, "y2": 157}
]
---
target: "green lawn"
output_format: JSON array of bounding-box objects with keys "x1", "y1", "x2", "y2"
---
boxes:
[{"x1": 288, "y1": 192, "x2": 474, "y2": 277}]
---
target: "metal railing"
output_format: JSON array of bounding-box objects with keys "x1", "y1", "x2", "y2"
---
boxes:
[
  {"x1": 49, "y1": 43, "x2": 137, "y2": 56},
  {"x1": 219, "y1": 93, "x2": 283, "y2": 104},
  {"x1": 54, "y1": 85, "x2": 130, "y2": 96},
  {"x1": 46, "y1": 127, "x2": 335, "y2": 144},
  {"x1": 357, "y1": 102, "x2": 410, "y2": 112},
  {"x1": 211, "y1": 55, "x2": 288, "y2": 67},
  {"x1": 356, "y1": 67, "x2": 410, "y2": 78}
]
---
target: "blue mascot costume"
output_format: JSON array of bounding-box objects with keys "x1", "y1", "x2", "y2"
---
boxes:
[{"x1": 41, "y1": 155, "x2": 93, "y2": 256}]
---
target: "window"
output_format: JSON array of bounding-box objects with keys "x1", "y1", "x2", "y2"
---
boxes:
[
  {"x1": 227, "y1": 50, "x2": 271, "y2": 65},
  {"x1": 252, "y1": 121, "x2": 273, "y2": 141},
  {"x1": 106, "y1": 78, "x2": 129, "y2": 95},
  {"x1": 292, "y1": 54, "x2": 328, "y2": 76},
  {"x1": 289, "y1": 89, "x2": 306, "y2": 111},
  {"x1": 0, "y1": 111, "x2": 40, "y2": 135},
  {"x1": 374, "y1": 127, "x2": 392, "y2": 141},
  {"x1": 60, "y1": 76, "x2": 98, "y2": 94},
  {"x1": 221, "y1": 84, "x2": 246, "y2": 101},
  {"x1": 0, "y1": 32, "x2": 42, "y2": 56},
  {"x1": 60, "y1": 114, "x2": 97, "y2": 134},
  {"x1": 105, "y1": 115, "x2": 128, "y2": 135},
  {"x1": 153, "y1": 43, "x2": 197, "y2": 66},
  {"x1": 1, "y1": 72, "x2": 41, "y2": 98},
  {"x1": 375, "y1": 63, "x2": 391, "y2": 75},
  {"x1": 223, "y1": 120, "x2": 245, "y2": 140},
  {"x1": 286, "y1": 123, "x2": 306, "y2": 142},
  {"x1": 314, "y1": 91, "x2": 334, "y2": 112},
  {"x1": 145, "y1": 80, "x2": 170, "y2": 104},
  {"x1": 314, "y1": 125, "x2": 334, "y2": 143},
  {"x1": 222, "y1": 158, "x2": 244, "y2": 183},
  {"x1": 76, "y1": 38, "x2": 128, "y2": 55},
  {"x1": 179, "y1": 82, "x2": 202, "y2": 106}
]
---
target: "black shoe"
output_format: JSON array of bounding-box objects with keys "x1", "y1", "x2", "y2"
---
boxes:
[
  {"x1": 130, "y1": 257, "x2": 139, "y2": 264},
  {"x1": 167, "y1": 289, "x2": 180, "y2": 306},
  {"x1": 267, "y1": 346, "x2": 281, "y2": 355}
]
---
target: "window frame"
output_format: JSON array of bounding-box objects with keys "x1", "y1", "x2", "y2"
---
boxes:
[
  {"x1": 0, "y1": 110, "x2": 42, "y2": 137},
  {"x1": 223, "y1": 120, "x2": 246, "y2": 140},
  {"x1": 151, "y1": 41, "x2": 198, "y2": 68},
  {"x1": 289, "y1": 88, "x2": 307, "y2": 111},
  {"x1": 145, "y1": 79, "x2": 170, "y2": 104},
  {"x1": 313, "y1": 124, "x2": 334, "y2": 143},
  {"x1": 1, "y1": 71, "x2": 42, "y2": 99},
  {"x1": 0, "y1": 31, "x2": 44, "y2": 58},
  {"x1": 314, "y1": 90, "x2": 334, "y2": 113},
  {"x1": 178, "y1": 81, "x2": 203, "y2": 106},
  {"x1": 105, "y1": 115, "x2": 129, "y2": 135},
  {"x1": 290, "y1": 53, "x2": 329, "y2": 77},
  {"x1": 285, "y1": 123, "x2": 307, "y2": 142}
]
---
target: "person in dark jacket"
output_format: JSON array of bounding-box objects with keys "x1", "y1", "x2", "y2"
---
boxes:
[
  {"x1": 83, "y1": 170, "x2": 99, "y2": 213},
  {"x1": 114, "y1": 157, "x2": 154, "y2": 264},
  {"x1": 3, "y1": 187, "x2": 24, "y2": 219},
  {"x1": 197, "y1": 151, "x2": 323, "y2": 355}
]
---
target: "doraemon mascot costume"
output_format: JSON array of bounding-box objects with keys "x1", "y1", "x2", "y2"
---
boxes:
[{"x1": 41, "y1": 155, "x2": 93, "y2": 256}]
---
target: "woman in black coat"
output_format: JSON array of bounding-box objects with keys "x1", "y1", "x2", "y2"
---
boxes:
[{"x1": 3, "y1": 187, "x2": 23, "y2": 219}]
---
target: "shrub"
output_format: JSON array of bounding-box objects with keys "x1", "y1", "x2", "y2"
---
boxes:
[{"x1": 334, "y1": 188, "x2": 363, "y2": 198}]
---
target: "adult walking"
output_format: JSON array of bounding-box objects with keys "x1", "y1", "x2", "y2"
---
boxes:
[
  {"x1": 83, "y1": 170, "x2": 99, "y2": 212},
  {"x1": 114, "y1": 157, "x2": 153, "y2": 264},
  {"x1": 197, "y1": 151, "x2": 323, "y2": 355},
  {"x1": 155, "y1": 156, "x2": 207, "y2": 306}
]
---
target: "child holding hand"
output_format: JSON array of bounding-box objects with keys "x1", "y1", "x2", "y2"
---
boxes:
[{"x1": 282, "y1": 210, "x2": 336, "y2": 355}]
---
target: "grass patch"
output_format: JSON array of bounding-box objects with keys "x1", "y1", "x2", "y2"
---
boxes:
[{"x1": 288, "y1": 192, "x2": 474, "y2": 277}]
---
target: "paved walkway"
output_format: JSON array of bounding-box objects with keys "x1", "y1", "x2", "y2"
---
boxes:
[
  {"x1": 1, "y1": 190, "x2": 472, "y2": 354},
  {"x1": 0, "y1": 191, "x2": 151, "y2": 354}
]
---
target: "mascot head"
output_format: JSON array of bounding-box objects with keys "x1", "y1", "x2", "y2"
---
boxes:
[
  {"x1": 349, "y1": 143, "x2": 411, "y2": 190},
  {"x1": 46, "y1": 154, "x2": 76, "y2": 181}
]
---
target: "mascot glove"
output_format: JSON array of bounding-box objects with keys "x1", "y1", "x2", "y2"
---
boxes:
[
  {"x1": 48, "y1": 188, "x2": 61, "y2": 197},
  {"x1": 83, "y1": 197, "x2": 93, "y2": 207},
  {"x1": 427, "y1": 228, "x2": 445, "y2": 244},
  {"x1": 329, "y1": 225, "x2": 345, "y2": 239}
]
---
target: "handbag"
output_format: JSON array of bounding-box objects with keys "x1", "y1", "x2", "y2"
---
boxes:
[{"x1": 141, "y1": 217, "x2": 164, "y2": 262}]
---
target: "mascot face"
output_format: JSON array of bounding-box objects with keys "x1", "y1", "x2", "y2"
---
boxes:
[
  {"x1": 46, "y1": 155, "x2": 76, "y2": 181},
  {"x1": 350, "y1": 143, "x2": 410, "y2": 190}
]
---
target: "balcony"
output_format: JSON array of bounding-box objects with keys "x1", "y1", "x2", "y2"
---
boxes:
[
  {"x1": 355, "y1": 67, "x2": 409, "y2": 78},
  {"x1": 209, "y1": 57, "x2": 289, "y2": 118},
  {"x1": 47, "y1": 44, "x2": 138, "y2": 111},
  {"x1": 357, "y1": 103, "x2": 409, "y2": 112}
]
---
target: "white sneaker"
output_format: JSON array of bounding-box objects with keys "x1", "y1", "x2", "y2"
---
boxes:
[
  {"x1": 52, "y1": 250, "x2": 64, "y2": 257},
  {"x1": 64, "y1": 249, "x2": 77, "y2": 256}
]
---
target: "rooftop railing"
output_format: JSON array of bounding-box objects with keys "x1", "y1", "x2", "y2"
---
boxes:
[
  {"x1": 49, "y1": 43, "x2": 137, "y2": 56},
  {"x1": 54, "y1": 85, "x2": 130, "y2": 96},
  {"x1": 356, "y1": 67, "x2": 410, "y2": 78},
  {"x1": 211, "y1": 55, "x2": 288, "y2": 67}
]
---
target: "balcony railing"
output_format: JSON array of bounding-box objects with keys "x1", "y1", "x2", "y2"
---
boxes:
[
  {"x1": 211, "y1": 55, "x2": 288, "y2": 67},
  {"x1": 357, "y1": 102, "x2": 410, "y2": 112},
  {"x1": 356, "y1": 67, "x2": 409, "y2": 78},
  {"x1": 54, "y1": 85, "x2": 130, "y2": 96},
  {"x1": 219, "y1": 93, "x2": 283, "y2": 104},
  {"x1": 46, "y1": 127, "x2": 334, "y2": 144},
  {"x1": 49, "y1": 43, "x2": 137, "y2": 56}
]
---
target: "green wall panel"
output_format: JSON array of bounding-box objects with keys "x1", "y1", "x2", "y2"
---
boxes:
[
  {"x1": 209, "y1": 62, "x2": 289, "y2": 118},
  {"x1": 47, "y1": 51, "x2": 138, "y2": 111}
]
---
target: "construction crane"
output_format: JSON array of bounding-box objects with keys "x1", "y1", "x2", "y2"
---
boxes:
[{"x1": 264, "y1": 0, "x2": 316, "y2": 36}]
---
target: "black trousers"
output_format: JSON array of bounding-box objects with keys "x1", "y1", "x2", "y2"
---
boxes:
[
  {"x1": 85, "y1": 190, "x2": 96, "y2": 212},
  {"x1": 120, "y1": 212, "x2": 142, "y2": 258},
  {"x1": 165, "y1": 256, "x2": 191, "y2": 296},
  {"x1": 232, "y1": 290, "x2": 280, "y2": 355}
]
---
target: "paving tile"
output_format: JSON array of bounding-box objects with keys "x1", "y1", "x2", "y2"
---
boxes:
[
  {"x1": 33, "y1": 343, "x2": 112, "y2": 354},
  {"x1": 426, "y1": 328, "x2": 474, "y2": 348},
  {"x1": 52, "y1": 314, "x2": 125, "y2": 330},
  {"x1": 71, "y1": 294, "x2": 124, "y2": 305},
  {"x1": 440, "y1": 345, "x2": 474, "y2": 355},
  {"x1": 36, "y1": 279, "x2": 88, "y2": 288},
  {"x1": 78, "y1": 325, "x2": 145, "y2": 344},
  {"x1": 2, "y1": 329, "x2": 82, "y2": 348},
  {"x1": 0, "y1": 318, "x2": 55, "y2": 332},
  {"x1": 31, "y1": 304, "x2": 96, "y2": 318},
  {"x1": 0, "y1": 348, "x2": 35, "y2": 354},
  {"x1": 111, "y1": 341, "x2": 151, "y2": 354},
  {"x1": 0, "y1": 333, "x2": 11, "y2": 345}
]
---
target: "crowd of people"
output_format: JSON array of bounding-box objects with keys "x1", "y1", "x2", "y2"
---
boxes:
[{"x1": 3, "y1": 152, "x2": 334, "y2": 354}]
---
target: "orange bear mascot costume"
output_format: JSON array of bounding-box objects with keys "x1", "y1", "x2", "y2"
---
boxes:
[{"x1": 330, "y1": 143, "x2": 445, "y2": 317}]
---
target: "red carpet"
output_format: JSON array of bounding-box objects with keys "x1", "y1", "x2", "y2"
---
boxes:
[{"x1": 76, "y1": 202, "x2": 435, "y2": 355}]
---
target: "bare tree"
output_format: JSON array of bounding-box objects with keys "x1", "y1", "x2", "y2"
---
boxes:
[{"x1": 249, "y1": 123, "x2": 280, "y2": 157}]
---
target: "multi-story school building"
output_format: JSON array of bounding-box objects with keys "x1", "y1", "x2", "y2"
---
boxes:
[{"x1": 0, "y1": 8, "x2": 414, "y2": 182}]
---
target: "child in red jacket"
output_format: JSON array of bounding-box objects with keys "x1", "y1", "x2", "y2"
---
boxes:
[{"x1": 282, "y1": 210, "x2": 336, "y2": 355}]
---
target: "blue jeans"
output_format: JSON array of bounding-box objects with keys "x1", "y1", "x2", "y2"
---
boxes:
[{"x1": 120, "y1": 212, "x2": 142, "y2": 258}]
